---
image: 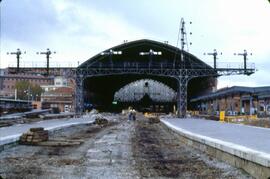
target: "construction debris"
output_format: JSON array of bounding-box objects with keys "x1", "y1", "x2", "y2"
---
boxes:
[
  {"x1": 0, "y1": 113, "x2": 251, "y2": 178},
  {"x1": 94, "y1": 116, "x2": 109, "y2": 125},
  {"x1": 148, "y1": 117, "x2": 160, "y2": 124},
  {"x1": 19, "y1": 127, "x2": 49, "y2": 145},
  {"x1": 38, "y1": 139, "x2": 84, "y2": 147}
]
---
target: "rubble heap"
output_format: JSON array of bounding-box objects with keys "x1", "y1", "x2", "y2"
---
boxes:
[
  {"x1": 19, "y1": 127, "x2": 49, "y2": 145},
  {"x1": 94, "y1": 117, "x2": 109, "y2": 125},
  {"x1": 148, "y1": 117, "x2": 160, "y2": 124}
]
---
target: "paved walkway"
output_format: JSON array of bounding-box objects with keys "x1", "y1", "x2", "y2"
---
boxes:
[
  {"x1": 161, "y1": 117, "x2": 270, "y2": 154},
  {"x1": 0, "y1": 116, "x2": 94, "y2": 145}
]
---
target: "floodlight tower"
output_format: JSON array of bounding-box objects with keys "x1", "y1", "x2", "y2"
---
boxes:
[
  {"x1": 100, "y1": 49, "x2": 122, "y2": 69},
  {"x1": 139, "y1": 49, "x2": 162, "y2": 70},
  {"x1": 37, "y1": 48, "x2": 56, "y2": 76},
  {"x1": 204, "y1": 49, "x2": 222, "y2": 69},
  {"x1": 234, "y1": 50, "x2": 252, "y2": 73},
  {"x1": 7, "y1": 48, "x2": 26, "y2": 73}
]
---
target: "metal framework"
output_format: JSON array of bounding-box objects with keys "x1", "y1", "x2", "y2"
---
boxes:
[
  {"x1": 7, "y1": 49, "x2": 26, "y2": 73},
  {"x1": 114, "y1": 79, "x2": 177, "y2": 102},
  {"x1": 74, "y1": 38, "x2": 255, "y2": 118},
  {"x1": 75, "y1": 65, "x2": 255, "y2": 117},
  {"x1": 37, "y1": 48, "x2": 56, "y2": 76}
]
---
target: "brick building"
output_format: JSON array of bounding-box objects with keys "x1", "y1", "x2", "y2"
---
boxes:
[
  {"x1": 191, "y1": 86, "x2": 270, "y2": 117},
  {"x1": 0, "y1": 67, "x2": 75, "y2": 113},
  {"x1": 0, "y1": 74, "x2": 53, "y2": 97},
  {"x1": 41, "y1": 87, "x2": 74, "y2": 112},
  {"x1": 0, "y1": 67, "x2": 75, "y2": 98}
]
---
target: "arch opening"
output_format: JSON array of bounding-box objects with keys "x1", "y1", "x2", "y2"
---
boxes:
[{"x1": 82, "y1": 74, "x2": 215, "y2": 113}]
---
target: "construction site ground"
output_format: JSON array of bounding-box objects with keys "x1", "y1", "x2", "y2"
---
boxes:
[{"x1": 0, "y1": 113, "x2": 252, "y2": 178}]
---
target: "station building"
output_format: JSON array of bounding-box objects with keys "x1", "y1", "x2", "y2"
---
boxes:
[
  {"x1": 191, "y1": 86, "x2": 270, "y2": 117},
  {"x1": 41, "y1": 86, "x2": 74, "y2": 112},
  {"x1": 40, "y1": 76, "x2": 74, "y2": 112},
  {"x1": 0, "y1": 67, "x2": 75, "y2": 112}
]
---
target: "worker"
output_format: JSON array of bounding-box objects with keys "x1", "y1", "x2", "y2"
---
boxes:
[
  {"x1": 132, "y1": 109, "x2": 136, "y2": 121},
  {"x1": 128, "y1": 108, "x2": 133, "y2": 121}
]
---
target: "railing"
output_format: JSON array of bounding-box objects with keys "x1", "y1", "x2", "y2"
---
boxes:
[
  {"x1": 8, "y1": 61, "x2": 79, "y2": 68},
  {"x1": 86, "y1": 61, "x2": 255, "y2": 71}
]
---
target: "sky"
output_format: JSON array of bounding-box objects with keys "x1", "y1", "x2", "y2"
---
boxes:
[{"x1": 0, "y1": 0, "x2": 270, "y2": 89}]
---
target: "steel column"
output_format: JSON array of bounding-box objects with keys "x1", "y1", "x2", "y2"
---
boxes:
[
  {"x1": 75, "y1": 76, "x2": 84, "y2": 114},
  {"x1": 75, "y1": 65, "x2": 255, "y2": 116},
  {"x1": 176, "y1": 70, "x2": 190, "y2": 118}
]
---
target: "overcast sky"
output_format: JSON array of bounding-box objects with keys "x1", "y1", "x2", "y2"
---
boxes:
[{"x1": 0, "y1": 0, "x2": 270, "y2": 88}]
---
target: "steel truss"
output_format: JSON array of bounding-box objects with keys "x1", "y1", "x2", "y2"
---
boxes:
[{"x1": 75, "y1": 67, "x2": 255, "y2": 117}]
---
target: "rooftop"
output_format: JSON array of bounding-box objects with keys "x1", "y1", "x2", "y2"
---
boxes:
[{"x1": 191, "y1": 86, "x2": 270, "y2": 102}]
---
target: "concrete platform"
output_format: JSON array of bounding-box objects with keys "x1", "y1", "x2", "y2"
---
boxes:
[
  {"x1": 161, "y1": 117, "x2": 270, "y2": 178},
  {"x1": 0, "y1": 115, "x2": 95, "y2": 146}
]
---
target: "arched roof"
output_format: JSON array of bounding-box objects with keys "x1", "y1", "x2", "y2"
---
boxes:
[
  {"x1": 78, "y1": 39, "x2": 212, "y2": 69},
  {"x1": 114, "y1": 79, "x2": 177, "y2": 102}
]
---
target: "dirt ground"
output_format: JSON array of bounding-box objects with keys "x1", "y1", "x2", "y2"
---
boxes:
[
  {"x1": 240, "y1": 118, "x2": 270, "y2": 128},
  {"x1": 0, "y1": 113, "x2": 252, "y2": 178}
]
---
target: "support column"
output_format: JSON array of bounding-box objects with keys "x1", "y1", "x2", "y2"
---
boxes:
[
  {"x1": 231, "y1": 95, "x2": 235, "y2": 115},
  {"x1": 214, "y1": 99, "x2": 218, "y2": 114},
  {"x1": 177, "y1": 74, "x2": 190, "y2": 118},
  {"x1": 240, "y1": 94, "x2": 243, "y2": 114},
  {"x1": 249, "y1": 95, "x2": 253, "y2": 115},
  {"x1": 75, "y1": 76, "x2": 84, "y2": 114}
]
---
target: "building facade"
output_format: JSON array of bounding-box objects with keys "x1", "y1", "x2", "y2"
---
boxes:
[
  {"x1": 41, "y1": 87, "x2": 74, "y2": 112},
  {"x1": 0, "y1": 74, "x2": 53, "y2": 97},
  {"x1": 191, "y1": 86, "x2": 270, "y2": 117}
]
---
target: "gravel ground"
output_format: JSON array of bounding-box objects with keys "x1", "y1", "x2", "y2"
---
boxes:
[{"x1": 0, "y1": 113, "x2": 252, "y2": 178}]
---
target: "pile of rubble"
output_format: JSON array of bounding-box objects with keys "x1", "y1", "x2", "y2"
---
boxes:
[
  {"x1": 148, "y1": 116, "x2": 160, "y2": 124},
  {"x1": 19, "y1": 127, "x2": 49, "y2": 145},
  {"x1": 94, "y1": 116, "x2": 109, "y2": 125}
]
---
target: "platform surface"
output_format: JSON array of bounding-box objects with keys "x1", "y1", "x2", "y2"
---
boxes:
[
  {"x1": 0, "y1": 116, "x2": 94, "y2": 145},
  {"x1": 161, "y1": 117, "x2": 270, "y2": 154}
]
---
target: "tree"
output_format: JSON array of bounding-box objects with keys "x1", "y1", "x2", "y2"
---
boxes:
[{"x1": 15, "y1": 81, "x2": 43, "y2": 101}]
